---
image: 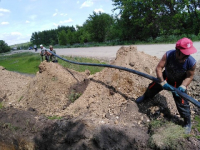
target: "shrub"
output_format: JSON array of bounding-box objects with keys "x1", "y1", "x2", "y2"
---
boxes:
[{"x1": 0, "y1": 40, "x2": 11, "y2": 53}]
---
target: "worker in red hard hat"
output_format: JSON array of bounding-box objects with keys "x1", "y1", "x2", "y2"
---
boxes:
[{"x1": 136, "y1": 37, "x2": 197, "y2": 134}]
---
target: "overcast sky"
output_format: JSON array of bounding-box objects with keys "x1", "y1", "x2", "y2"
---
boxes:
[{"x1": 0, "y1": 0, "x2": 118, "y2": 46}]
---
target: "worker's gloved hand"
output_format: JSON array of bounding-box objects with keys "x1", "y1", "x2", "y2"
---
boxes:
[
  {"x1": 178, "y1": 85, "x2": 186, "y2": 93},
  {"x1": 160, "y1": 80, "x2": 174, "y2": 91},
  {"x1": 172, "y1": 91, "x2": 180, "y2": 97},
  {"x1": 172, "y1": 85, "x2": 186, "y2": 97}
]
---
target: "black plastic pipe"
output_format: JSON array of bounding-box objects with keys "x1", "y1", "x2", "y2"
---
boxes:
[{"x1": 47, "y1": 50, "x2": 200, "y2": 108}]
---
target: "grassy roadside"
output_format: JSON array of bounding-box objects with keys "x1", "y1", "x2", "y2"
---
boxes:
[
  {"x1": 60, "y1": 56, "x2": 107, "y2": 74},
  {"x1": 0, "y1": 52, "x2": 40, "y2": 74},
  {"x1": 0, "y1": 52, "x2": 106, "y2": 74}
]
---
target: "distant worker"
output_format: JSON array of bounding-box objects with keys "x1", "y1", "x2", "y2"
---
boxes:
[
  {"x1": 136, "y1": 37, "x2": 197, "y2": 134},
  {"x1": 40, "y1": 44, "x2": 49, "y2": 62},
  {"x1": 34, "y1": 45, "x2": 37, "y2": 52},
  {"x1": 48, "y1": 45, "x2": 58, "y2": 63}
]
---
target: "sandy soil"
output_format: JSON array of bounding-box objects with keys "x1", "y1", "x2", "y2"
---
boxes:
[{"x1": 0, "y1": 45, "x2": 200, "y2": 149}]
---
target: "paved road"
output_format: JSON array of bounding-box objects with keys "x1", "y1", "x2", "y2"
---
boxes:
[{"x1": 15, "y1": 42, "x2": 200, "y2": 62}]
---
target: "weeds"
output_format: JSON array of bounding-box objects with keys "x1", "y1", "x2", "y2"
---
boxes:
[
  {"x1": 148, "y1": 120, "x2": 165, "y2": 134},
  {"x1": 68, "y1": 90, "x2": 82, "y2": 102},
  {"x1": 193, "y1": 115, "x2": 200, "y2": 139},
  {"x1": 148, "y1": 121, "x2": 186, "y2": 149},
  {"x1": 149, "y1": 122, "x2": 185, "y2": 149},
  {"x1": 194, "y1": 115, "x2": 200, "y2": 132},
  {"x1": 3, "y1": 123, "x2": 20, "y2": 132},
  {"x1": 18, "y1": 96, "x2": 23, "y2": 102},
  {"x1": 0, "y1": 102, "x2": 3, "y2": 109},
  {"x1": 25, "y1": 119, "x2": 38, "y2": 132},
  {"x1": 47, "y1": 116, "x2": 62, "y2": 120},
  {"x1": 51, "y1": 77, "x2": 58, "y2": 81}
]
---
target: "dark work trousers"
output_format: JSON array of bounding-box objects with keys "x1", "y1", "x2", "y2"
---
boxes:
[
  {"x1": 143, "y1": 76, "x2": 191, "y2": 119},
  {"x1": 41, "y1": 55, "x2": 44, "y2": 61},
  {"x1": 45, "y1": 55, "x2": 49, "y2": 62}
]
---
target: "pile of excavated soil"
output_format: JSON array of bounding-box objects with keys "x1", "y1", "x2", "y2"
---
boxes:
[
  {"x1": 0, "y1": 46, "x2": 200, "y2": 150},
  {"x1": 0, "y1": 66, "x2": 32, "y2": 105},
  {"x1": 10, "y1": 61, "x2": 90, "y2": 116},
  {"x1": 58, "y1": 46, "x2": 180, "y2": 124}
]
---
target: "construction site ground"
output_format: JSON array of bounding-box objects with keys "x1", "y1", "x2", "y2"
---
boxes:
[{"x1": 0, "y1": 45, "x2": 200, "y2": 150}]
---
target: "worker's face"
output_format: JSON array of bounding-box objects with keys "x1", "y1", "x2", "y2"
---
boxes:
[
  {"x1": 50, "y1": 47, "x2": 53, "y2": 51},
  {"x1": 176, "y1": 50, "x2": 189, "y2": 63}
]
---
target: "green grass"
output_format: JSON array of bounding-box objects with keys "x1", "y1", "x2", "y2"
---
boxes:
[
  {"x1": 18, "y1": 96, "x2": 24, "y2": 102},
  {"x1": 68, "y1": 90, "x2": 82, "y2": 102},
  {"x1": 0, "y1": 102, "x2": 3, "y2": 109},
  {"x1": 194, "y1": 115, "x2": 200, "y2": 139},
  {"x1": 149, "y1": 120, "x2": 165, "y2": 134},
  {"x1": 0, "y1": 52, "x2": 107, "y2": 75},
  {"x1": 58, "y1": 56, "x2": 106, "y2": 74},
  {"x1": 149, "y1": 121, "x2": 186, "y2": 149},
  {"x1": 47, "y1": 116, "x2": 62, "y2": 120},
  {"x1": 2, "y1": 123, "x2": 20, "y2": 131},
  {"x1": 0, "y1": 52, "x2": 40, "y2": 74}
]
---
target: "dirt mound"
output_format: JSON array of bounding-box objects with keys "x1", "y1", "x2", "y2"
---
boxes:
[
  {"x1": 0, "y1": 66, "x2": 32, "y2": 105},
  {"x1": 187, "y1": 64, "x2": 200, "y2": 116},
  {"x1": 0, "y1": 46, "x2": 200, "y2": 149},
  {"x1": 58, "y1": 46, "x2": 179, "y2": 123},
  {"x1": 11, "y1": 61, "x2": 89, "y2": 116}
]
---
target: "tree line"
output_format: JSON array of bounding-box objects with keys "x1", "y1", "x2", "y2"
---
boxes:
[
  {"x1": 30, "y1": 12, "x2": 116, "y2": 47},
  {"x1": 112, "y1": 0, "x2": 200, "y2": 42},
  {"x1": 23, "y1": 0, "x2": 200, "y2": 48}
]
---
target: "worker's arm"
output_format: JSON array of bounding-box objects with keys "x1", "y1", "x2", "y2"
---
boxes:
[
  {"x1": 156, "y1": 53, "x2": 167, "y2": 83},
  {"x1": 46, "y1": 51, "x2": 51, "y2": 55},
  {"x1": 181, "y1": 63, "x2": 196, "y2": 88}
]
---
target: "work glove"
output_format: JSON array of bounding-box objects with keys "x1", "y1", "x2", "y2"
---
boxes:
[
  {"x1": 178, "y1": 85, "x2": 186, "y2": 93},
  {"x1": 172, "y1": 85, "x2": 186, "y2": 97},
  {"x1": 172, "y1": 91, "x2": 179, "y2": 97},
  {"x1": 160, "y1": 80, "x2": 174, "y2": 91}
]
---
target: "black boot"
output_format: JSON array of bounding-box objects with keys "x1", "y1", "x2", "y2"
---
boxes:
[
  {"x1": 136, "y1": 95, "x2": 146, "y2": 103},
  {"x1": 184, "y1": 117, "x2": 191, "y2": 134}
]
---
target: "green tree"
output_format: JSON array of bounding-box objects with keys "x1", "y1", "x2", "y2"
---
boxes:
[
  {"x1": 84, "y1": 12, "x2": 114, "y2": 42},
  {"x1": 58, "y1": 30, "x2": 67, "y2": 45},
  {"x1": 182, "y1": 0, "x2": 200, "y2": 35},
  {"x1": 66, "y1": 29, "x2": 73, "y2": 45},
  {"x1": 30, "y1": 26, "x2": 75, "y2": 46},
  {"x1": 75, "y1": 25, "x2": 91, "y2": 44},
  {"x1": 105, "y1": 15, "x2": 121, "y2": 41},
  {"x1": 112, "y1": 0, "x2": 200, "y2": 40},
  {"x1": 0, "y1": 40, "x2": 10, "y2": 53}
]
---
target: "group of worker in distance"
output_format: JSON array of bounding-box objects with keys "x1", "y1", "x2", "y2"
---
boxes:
[
  {"x1": 39, "y1": 44, "x2": 58, "y2": 63},
  {"x1": 38, "y1": 37, "x2": 198, "y2": 135}
]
